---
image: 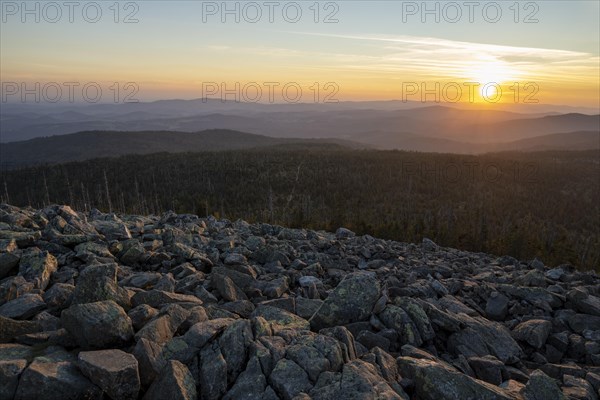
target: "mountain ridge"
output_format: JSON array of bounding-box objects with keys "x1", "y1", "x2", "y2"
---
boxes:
[
  {"x1": 2, "y1": 128, "x2": 597, "y2": 167},
  {"x1": 2, "y1": 102, "x2": 598, "y2": 144},
  {"x1": 0, "y1": 129, "x2": 365, "y2": 166}
]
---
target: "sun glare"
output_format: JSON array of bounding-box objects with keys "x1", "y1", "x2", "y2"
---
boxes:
[
  {"x1": 480, "y1": 84, "x2": 497, "y2": 98},
  {"x1": 468, "y1": 59, "x2": 517, "y2": 99}
]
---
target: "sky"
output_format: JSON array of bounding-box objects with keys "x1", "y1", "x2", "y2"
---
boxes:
[{"x1": 1, "y1": 0, "x2": 599, "y2": 107}]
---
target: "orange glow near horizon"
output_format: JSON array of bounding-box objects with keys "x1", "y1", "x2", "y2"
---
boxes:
[
  {"x1": 1, "y1": 1, "x2": 598, "y2": 110},
  {"x1": 1, "y1": 36, "x2": 599, "y2": 108}
]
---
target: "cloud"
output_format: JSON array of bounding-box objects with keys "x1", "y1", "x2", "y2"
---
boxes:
[{"x1": 284, "y1": 32, "x2": 599, "y2": 83}]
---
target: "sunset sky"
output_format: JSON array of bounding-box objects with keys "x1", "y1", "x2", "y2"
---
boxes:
[{"x1": 1, "y1": 1, "x2": 599, "y2": 107}]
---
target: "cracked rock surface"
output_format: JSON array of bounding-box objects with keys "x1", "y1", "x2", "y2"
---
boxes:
[{"x1": 0, "y1": 204, "x2": 599, "y2": 399}]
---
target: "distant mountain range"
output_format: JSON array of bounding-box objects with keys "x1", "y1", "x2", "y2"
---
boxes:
[
  {"x1": 1, "y1": 129, "x2": 598, "y2": 167},
  {"x1": 0, "y1": 130, "x2": 362, "y2": 166},
  {"x1": 1, "y1": 99, "x2": 598, "y2": 160}
]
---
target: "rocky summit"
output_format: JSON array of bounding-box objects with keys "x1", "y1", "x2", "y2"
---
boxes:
[{"x1": 0, "y1": 204, "x2": 599, "y2": 400}]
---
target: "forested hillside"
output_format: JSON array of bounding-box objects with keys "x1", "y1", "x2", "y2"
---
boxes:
[
  {"x1": 0, "y1": 129, "x2": 361, "y2": 166},
  {"x1": 1, "y1": 148, "x2": 598, "y2": 270}
]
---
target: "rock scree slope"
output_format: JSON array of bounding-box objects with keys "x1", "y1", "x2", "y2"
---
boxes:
[{"x1": 0, "y1": 204, "x2": 599, "y2": 400}]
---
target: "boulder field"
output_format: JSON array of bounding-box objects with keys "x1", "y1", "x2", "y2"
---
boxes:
[{"x1": 0, "y1": 204, "x2": 599, "y2": 399}]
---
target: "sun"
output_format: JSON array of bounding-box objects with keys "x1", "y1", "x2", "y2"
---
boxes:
[
  {"x1": 480, "y1": 84, "x2": 498, "y2": 99},
  {"x1": 468, "y1": 59, "x2": 517, "y2": 100}
]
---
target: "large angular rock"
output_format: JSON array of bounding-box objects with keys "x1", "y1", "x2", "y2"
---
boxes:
[
  {"x1": 0, "y1": 343, "x2": 35, "y2": 361},
  {"x1": 371, "y1": 346, "x2": 400, "y2": 383},
  {"x1": 219, "y1": 319, "x2": 254, "y2": 382},
  {"x1": 131, "y1": 290, "x2": 202, "y2": 308},
  {"x1": 296, "y1": 297, "x2": 323, "y2": 319},
  {"x1": 223, "y1": 356, "x2": 270, "y2": 400},
  {"x1": 199, "y1": 343, "x2": 228, "y2": 400},
  {"x1": 15, "y1": 351, "x2": 103, "y2": 400},
  {"x1": 252, "y1": 305, "x2": 310, "y2": 333},
  {"x1": 91, "y1": 220, "x2": 132, "y2": 241},
  {"x1": 0, "y1": 315, "x2": 41, "y2": 343},
  {"x1": 45, "y1": 205, "x2": 97, "y2": 235},
  {"x1": 309, "y1": 272, "x2": 380, "y2": 330},
  {"x1": 224, "y1": 252, "x2": 248, "y2": 265},
  {"x1": 379, "y1": 305, "x2": 423, "y2": 347},
  {"x1": 143, "y1": 360, "x2": 196, "y2": 400},
  {"x1": 220, "y1": 299, "x2": 255, "y2": 318},
  {"x1": 0, "y1": 247, "x2": 20, "y2": 279},
  {"x1": 0, "y1": 238, "x2": 18, "y2": 253},
  {"x1": 135, "y1": 314, "x2": 174, "y2": 343},
  {"x1": 132, "y1": 338, "x2": 163, "y2": 387},
  {"x1": 497, "y1": 285, "x2": 563, "y2": 310},
  {"x1": 262, "y1": 277, "x2": 289, "y2": 299},
  {"x1": 437, "y1": 295, "x2": 477, "y2": 316},
  {"x1": 71, "y1": 263, "x2": 130, "y2": 309},
  {"x1": 183, "y1": 318, "x2": 235, "y2": 349},
  {"x1": 134, "y1": 307, "x2": 188, "y2": 346},
  {"x1": 212, "y1": 266, "x2": 257, "y2": 291},
  {"x1": 213, "y1": 273, "x2": 248, "y2": 302},
  {"x1": 0, "y1": 358, "x2": 27, "y2": 399},
  {"x1": 397, "y1": 356, "x2": 513, "y2": 400},
  {"x1": 286, "y1": 340, "x2": 332, "y2": 382},
  {"x1": 568, "y1": 289, "x2": 600, "y2": 317},
  {"x1": 74, "y1": 242, "x2": 114, "y2": 262},
  {"x1": 121, "y1": 272, "x2": 162, "y2": 289},
  {"x1": 468, "y1": 356, "x2": 505, "y2": 386},
  {"x1": 357, "y1": 330, "x2": 390, "y2": 351},
  {"x1": 61, "y1": 300, "x2": 133, "y2": 349},
  {"x1": 562, "y1": 374, "x2": 598, "y2": 400},
  {"x1": 320, "y1": 326, "x2": 357, "y2": 361},
  {"x1": 568, "y1": 313, "x2": 600, "y2": 333},
  {"x1": 0, "y1": 231, "x2": 41, "y2": 248},
  {"x1": 269, "y1": 358, "x2": 312, "y2": 400},
  {"x1": 43, "y1": 283, "x2": 75, "y2": 310},
  {"x1": 485, "y1": 292, "x2": 509, "y2": 321},
  {"x1": 78, "y1": 349, "x2": 140, "y2": 400},
  {"x1": 447, "y1": 314, "x2": 522, "y2": 364},
  {"x1": 18, "y1": 249, "x2": 57, "y2": 290},
  {"x1": 522, "y1": 370, "x2": 567, "y2": 400},
  {"x1": 512, "y1": 319, "x2": 552, "y2": 349},
  {"x1": 0, "y1": 293, "x2": 45, "y2": 320},
  {"x1": 310, "y1": 358, "x2": 405, "y2": 400},
  {"x1": 119, "y1": 239, "x2": 146, "y2": 265},
  {"x1": 419, "y1": 301, "x2": 463, "y2": 332},
  {"x1": 395, "y1": 297, "x2": 435, "y2": 342},
  {"x1": 128, "y1": 304, "x2": 159, "y2": 330},
  {"x1": 0, "y1": 276, "x2": 34, "y2": 308},
  {"x1": 335, "y1": 227, "x2": 355, "y2": 239}
]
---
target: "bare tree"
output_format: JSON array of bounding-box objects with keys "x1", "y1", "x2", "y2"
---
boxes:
[
  {"x1": 43, "y1": 171, "x2": 50, "y2": 205},
  {"x1": 80, "y1": 182, "x2": 88, "y2": 213},
  {"x1": 103, "y1": 170, "x2": 113, "y2": 213},
  {"x1": 3, "y1": 181, "x2": 9, "y2": 204}
]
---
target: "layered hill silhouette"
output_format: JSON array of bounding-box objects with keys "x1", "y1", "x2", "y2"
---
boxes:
[
  {"x1": 0, "y1": 130, "x2": 363, "y2": 166},
  {"x1": 2, "y1": 102, "x2": 598, "y2": 148},
  {"x1": 2, "y1": 128, "x2": 598, "y2": 167}
]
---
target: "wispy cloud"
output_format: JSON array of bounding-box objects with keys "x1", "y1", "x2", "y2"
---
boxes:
[{"x1": 284, "y1": 31, "x2": 599, "y2": 83}]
